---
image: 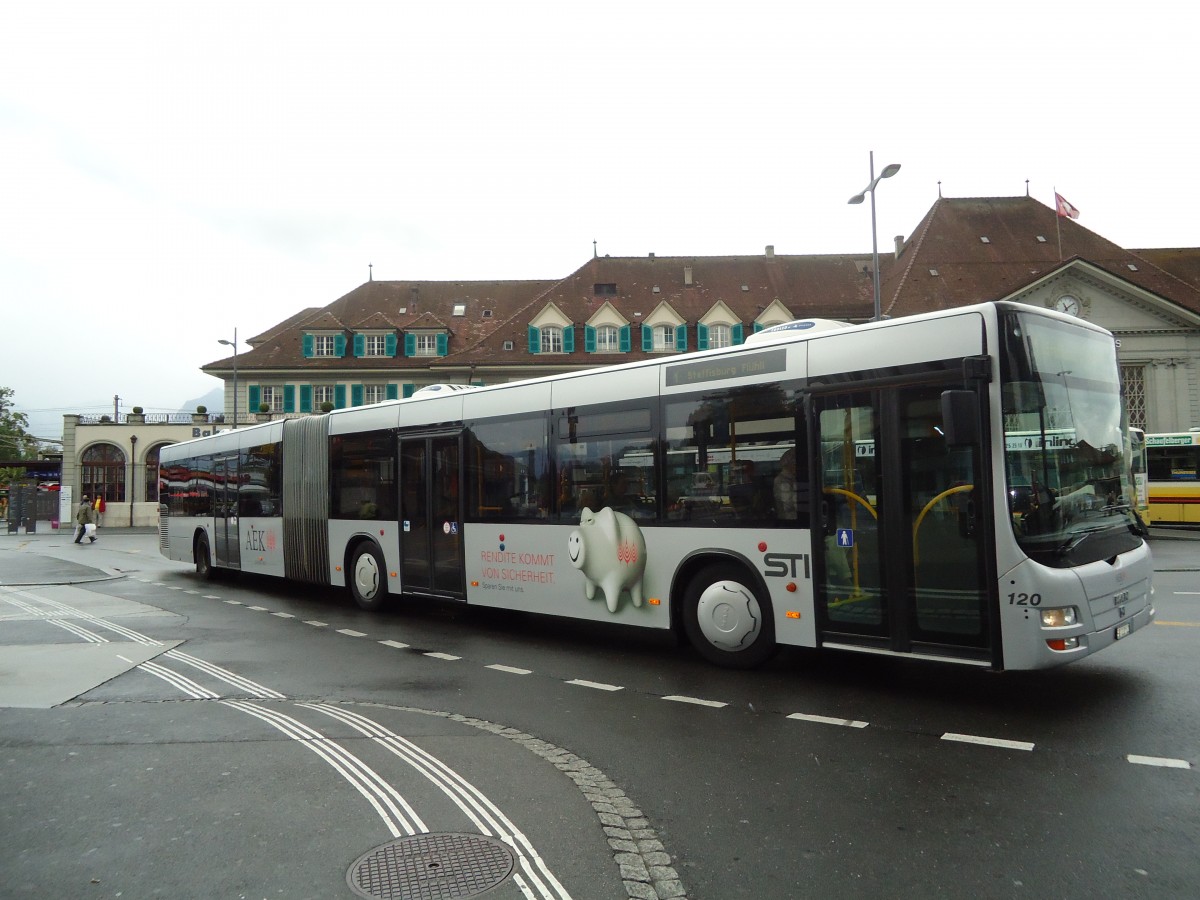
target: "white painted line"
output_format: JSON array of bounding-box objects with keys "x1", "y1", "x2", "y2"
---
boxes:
[
  {"x1": 941, "y1": 732, "x2": 1035, "y2": 751},
  {"x1": 183, "y1": 590, "x2": 201, "y2": 595},
  {"x1": 663, "y1": 695, "x2": 727, "y2": 708},
  {"x1": 567, "y1": 679, "x2": 623, "y2": 692},
  {"x1": 247, "y1": 605, "x2": 268, "y2": 611},
  {"x1": 167, "y1": 585, "x2": 183, "y2": 591},
  {"x1": 1128, "y1": 754, "x2": 1191, "y2": 769},
  {"x1": 337, "y1": 629, "x2": 367, "y2": 637},
  {"x1": 379, "y1": 640, "x2": 410, "y2": 649},
  {"x1": 304, "y1": 620, "x2": 328, "y2": 627},
  {"x1": 487, "y1": 664, "x2": 532, "y2": 675},
  {"x1": 224, "y1": 600, "x2": 242, "y2": 605},
  {"x1": 424, "y1": 652, "x2": 461, "y2": 661},
  {"x1": 271, "y1": 612, "x2": 296, "y2": 619},
  {"x1": 788, "y1": 712, "x2": 869, "y2": 729},
  {"x1": 203, "y1": 595, "x2": 220, "y2": 599},
  {"x1": 1173, "y1": 591, "x2": 1200, "y2": 595}
]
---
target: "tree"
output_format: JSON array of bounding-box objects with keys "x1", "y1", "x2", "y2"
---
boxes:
[{"x1": 0, "y1": 386, "x2": 37, "y2": 461}]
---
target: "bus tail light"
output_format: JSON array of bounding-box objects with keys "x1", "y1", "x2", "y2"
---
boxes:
[{"x1": 1040, "y1": 607, "x2": 1077, "y2": 627}]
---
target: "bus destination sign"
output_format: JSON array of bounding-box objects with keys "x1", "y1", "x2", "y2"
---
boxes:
[{"x1": 665, "y1": 348, "x2": 786, "y2": 388}]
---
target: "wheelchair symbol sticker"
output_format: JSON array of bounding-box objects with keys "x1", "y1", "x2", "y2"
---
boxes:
[{"x1": 836, "y1": 528, "x2": 854, "y2": 548}]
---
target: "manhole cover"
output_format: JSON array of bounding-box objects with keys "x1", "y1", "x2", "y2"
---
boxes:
[{"x1": 347, "y1": 832, "x2": 516, "y2": 900}]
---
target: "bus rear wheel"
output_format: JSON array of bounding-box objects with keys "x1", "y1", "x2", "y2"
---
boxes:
[
  {"x1": 682, "y1": 563, "x2": 776, "y2": 669},
  {"x1": 348, "y1": 543, "x2": 389, "y2": 611}
]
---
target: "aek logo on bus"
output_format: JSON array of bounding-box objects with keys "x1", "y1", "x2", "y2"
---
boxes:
[{"x1": 245, "y1": 527, "x2": 275, "y2": 552}]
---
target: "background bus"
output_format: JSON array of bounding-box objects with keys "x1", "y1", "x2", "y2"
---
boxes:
[
  {"x1": 1145, "y1": 430, "x2": 1200, "y2": 525},
  {"x1": 160, "y1": 301, "x2": 1153, "y2": 671},
  {"x1": 1128, "y1": 427, "x2": 1149, "y2": 523}
]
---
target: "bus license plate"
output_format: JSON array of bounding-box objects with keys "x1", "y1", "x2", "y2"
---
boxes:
[{"x1": 1115, "y1": 622, "x2": 1131, "y2": 640}]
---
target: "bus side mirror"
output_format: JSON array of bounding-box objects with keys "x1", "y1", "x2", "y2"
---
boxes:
[{"x1": 941, "y1": 390, "x2": 979, "y2": 447}]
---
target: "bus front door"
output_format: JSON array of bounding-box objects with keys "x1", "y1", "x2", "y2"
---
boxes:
[
  {"x1": 214, "y1": 455, "x2": 240, "y2": 569},
  {"x1": 399, "y1": 433, "x2": 465, "y2": 599},
  {"x1": 814, "y1": 382, "x2": 991, "y2": 662}
]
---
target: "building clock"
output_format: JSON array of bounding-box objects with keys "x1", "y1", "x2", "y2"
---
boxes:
[{"x1": 1055, "y1": 295, "x2": 1081, "y2": 316}]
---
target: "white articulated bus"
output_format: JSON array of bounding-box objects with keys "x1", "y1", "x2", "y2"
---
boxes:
[{"x1": 159, "y1": 301, "x2": 1154, "y2": 670}]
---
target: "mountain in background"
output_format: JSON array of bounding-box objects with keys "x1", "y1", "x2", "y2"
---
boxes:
[{"x1": 181, "y1": 387, "x2": 223, "y2": 415}]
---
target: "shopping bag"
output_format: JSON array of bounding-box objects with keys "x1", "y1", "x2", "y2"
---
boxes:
[{"x1": 84, "y1": 523, "x2": 97, "y2": 537}]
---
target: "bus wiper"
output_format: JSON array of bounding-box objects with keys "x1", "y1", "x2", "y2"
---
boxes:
[
  {"x1": 1056, "y1": 528, "x2": 1103, "y2": 557},
  {"x1": 1101, "y1": 501, "x2": 1132, "y2": 515}
]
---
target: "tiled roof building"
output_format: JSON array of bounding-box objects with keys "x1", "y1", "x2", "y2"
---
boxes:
[{"x1": 201, "y1": 194, "x2": 1200, "y2": 433}]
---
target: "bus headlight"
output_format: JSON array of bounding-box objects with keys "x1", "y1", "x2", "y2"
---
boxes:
[{"x1": 1041, "y1": 607, "x2": 1078, "y2": 628}]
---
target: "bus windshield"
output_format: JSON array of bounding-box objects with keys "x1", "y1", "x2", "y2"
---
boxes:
[{"x1": 1000, "y1": 310, "x2": 1142, "y2": 563}]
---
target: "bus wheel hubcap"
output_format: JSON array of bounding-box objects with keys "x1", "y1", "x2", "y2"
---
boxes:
[
  {"x1": 354, "y1": 554, "x2": 379, "y2": 598},
  {"x1": 695, "y1": 580, "x2": 760, "y2": 651}
]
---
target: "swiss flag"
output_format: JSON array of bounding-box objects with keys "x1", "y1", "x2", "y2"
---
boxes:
[{"x1": 1055, "y1": 192, "x2": 1080, "y2": 220}]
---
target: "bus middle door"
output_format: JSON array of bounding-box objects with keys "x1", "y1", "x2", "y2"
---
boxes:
[{"x1": 399, "y1": 432, "x2": 465, "y2": 599}]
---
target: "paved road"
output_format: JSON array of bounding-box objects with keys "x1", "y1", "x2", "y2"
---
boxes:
[{"x1": 2, "y1": 529, "x2": 1198, "y2": 898}]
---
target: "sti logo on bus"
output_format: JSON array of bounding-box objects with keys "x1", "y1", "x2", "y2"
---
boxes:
[{"x1": 763, "y1": 550, "x2": 810, "y2": 579}]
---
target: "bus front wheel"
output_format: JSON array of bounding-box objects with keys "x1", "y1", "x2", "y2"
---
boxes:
[
  {"x1": 348, "y1": 543, "x2": 389, "y2": 611},
  {"x1": 682, "y1": 563, "x2": 776, "y2": 669},
  {"x1": 194, "y1": 535, "x2": 213, "y2": 580}
]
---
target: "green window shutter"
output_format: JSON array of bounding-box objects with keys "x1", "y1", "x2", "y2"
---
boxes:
[
  {"x1": 584, "y1": 325, "x2": 596, "y2": 352},
  {"x1": 283, "y1": 384, "x2": 296, "y2": 413},
  {"x1": 563, "y1": 325, "x2": 575, "y2": 353},
  {"x1": 619, "y1": 325, "x2": 631, "y2": 352},
  {"x1": 353, "y1": 334, "x2": 365, "y2": 357},
  {"x1": 248, "y1": 385, "x2": 261, "y2": 410},
  {"x1": 732, "y1": 323, "x2": 745, "y2": 345},
  {"x1": 436, "y1": 333, "x2": 448, "y2": 356},
  {"x1": 676, "y1": 325, "x2": 688, "y2": 352},
  {"x1": 351, "y1": 384, "x2": 364, "y2": 407},
  {"x1": 697, "y1": 324, "x2": 709, "y2": 351},
  {"x1": 528, "y1": 325, "x2": 540, "y2": 354},
  {"x1": 470, "y1": 380, "x2": 484, "y2": 387},
  {"x1": 302, "y1": 334, "x2": 314, "y2": 358},
  {"x1": 402, "y1": 383, "x2": 416, "y2": 398},
  {"x1": 334, "y1": 384, "x2": 347, "y2": 408},
  {"x1": 754, "y1": 322, "x2": 764, "y2": 333},
  {"x1": 334, "y1": 334, "x2": 347, "y2": 357},
  {"x1": 641, "y1": 324, "x2": 652, "y2": 351},
  {"x1": 299, "y1": 384, "x2": 313, "y2": 413},
  {"x1": 385, "y1": 383, "x2": 399, "y2": 400},
  {"x1": 404, "y1": 333, "x2": 416, "y2": 356},
  {"x1": 385, "y1": 333, "x2": 398, "y2": 357}
]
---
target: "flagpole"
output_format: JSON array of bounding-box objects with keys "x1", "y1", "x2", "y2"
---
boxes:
[{"x1": 1054, "y1": 186, "x2": 1063, "y2": 261}]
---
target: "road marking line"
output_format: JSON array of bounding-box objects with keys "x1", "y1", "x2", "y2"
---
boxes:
[
  {"x1": 271, "y1": 612, "x2": 296, "y2": 618},
  {"x1": 247, "y1": 605, "x2": 268, "y2": 611},
  {"x1": 337, "y1": 629, "x2": 367, "y2": 637},
  {"x1": 788, "y1": 712, "x2": 869, "y2": 729},
  {"x1": 203, "y1": 595, "x2": 220, "y2": 599},
  {"x1": 567, "y1": 679, "x2": 623, "y2": 691},
  {"x1": 663, "y1": 695, "x2": 727, "y2": 708},
  {"x1": 487, "y1": 664, "x2": 532, "y2": 675},
  {"x1": 942, "y1": 732, "x2": 1035, "y2": 751},
  {"x1": 304, "y1": 620, "x2": 328, "y2": 627},
  {"x1": 1128, "y1": 754, "x2": 1191, "y2": 769},
  {"x1": 167, "y1": 585, "x2": 183, "y2": 591},
  {"x1": 224, "y1": 600, "x2": 242, "y2": 605},
  {"x1": 425, "y1": 652, "x2": 461, "y2": 661},
  {"x1": 1154, "y1": 621, "x2": 1200, "y2": 627},
  {"x1": 379, "y1": 640, "x2": 409, "y2": 649},
  {"x1": 183, "y1": 590, "x2": 201, "y2": 595}
]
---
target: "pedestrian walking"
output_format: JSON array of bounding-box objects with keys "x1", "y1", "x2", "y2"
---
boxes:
[{"x1": 74, "y1": 495, "x2": 95, "y2": 543}]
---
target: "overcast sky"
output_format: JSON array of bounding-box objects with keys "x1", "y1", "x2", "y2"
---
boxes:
[{"x1": 3, "y1": 1, "x2": 1195, "y2": 443}]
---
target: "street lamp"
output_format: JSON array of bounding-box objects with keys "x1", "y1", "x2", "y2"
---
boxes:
[
  {"x1": 848, "y1": 151, "x2": 901, "y2": 322},
  {"x1": 218, "y1": 328, "x2": 238, "y2": 432}
]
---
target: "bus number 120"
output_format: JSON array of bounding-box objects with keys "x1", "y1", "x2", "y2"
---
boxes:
[{"x1": 1008, "y1": 592, "x2": 1042, "y2": 606}]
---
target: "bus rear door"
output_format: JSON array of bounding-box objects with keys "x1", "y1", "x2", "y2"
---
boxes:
[{"x1": 213, "y1": 454, "x2": 241, "y2": 570}]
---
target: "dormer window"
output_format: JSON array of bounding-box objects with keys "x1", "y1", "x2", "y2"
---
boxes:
[
  {"x1": 314, "y1": 335, "x2": 337, "y2": 356},
  {"x1": 404, "y1": 331, "x2": 448, "y2": 357},
  {"x1": 303, "y1": 332, "x2": 347, "y2": 358},
  {"x1": 541, "y1": 325, "x2": 564, "y2": 354},
  {"x1": 653, "y1": 325, "x2": 675, "y2": 351}
]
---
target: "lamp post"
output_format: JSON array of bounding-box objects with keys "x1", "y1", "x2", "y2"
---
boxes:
[
  {"x1": 848, "y1": 151, "x2": 901, "y2": 322},
  {"x1": 218, "y1": 328, "x2": 238, "y2": 432}
]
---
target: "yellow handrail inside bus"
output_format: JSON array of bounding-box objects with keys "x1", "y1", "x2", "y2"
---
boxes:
[{"x1": 913, "y1": 483, "x2": 974, "y2": 565}]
